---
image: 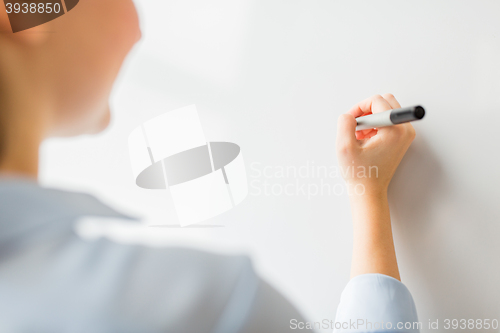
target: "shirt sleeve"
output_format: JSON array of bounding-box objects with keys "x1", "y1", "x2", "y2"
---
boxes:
[{"x1": 334, "y1": 274, "x2": 420, "y2": 333}]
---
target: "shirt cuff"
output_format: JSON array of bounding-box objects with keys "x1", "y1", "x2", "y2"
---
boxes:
[{"x1": 334, "y1": 274, "x2": 419, "y2": 333}]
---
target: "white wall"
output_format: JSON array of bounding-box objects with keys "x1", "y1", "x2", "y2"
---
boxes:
[{"x1": 40, "y1": 1, "x2": 500, "y2": 332}]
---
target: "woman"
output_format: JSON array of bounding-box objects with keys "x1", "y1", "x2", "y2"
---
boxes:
[{"x1": 0, "y1": 1, "x2": 418, "y2": 332}]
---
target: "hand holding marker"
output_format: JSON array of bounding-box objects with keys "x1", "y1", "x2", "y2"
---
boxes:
[{"x1": 355, "y1": 106, "x2": 425, "y2": 131}]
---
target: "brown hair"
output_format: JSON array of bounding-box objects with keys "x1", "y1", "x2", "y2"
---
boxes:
[{"x1": 0, "y1": 82, "x2": 5, "y2": 164}]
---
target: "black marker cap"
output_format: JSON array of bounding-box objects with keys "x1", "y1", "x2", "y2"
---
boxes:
[{"x1": 390, "y1": 106, "x2": 425, "y2": 124}]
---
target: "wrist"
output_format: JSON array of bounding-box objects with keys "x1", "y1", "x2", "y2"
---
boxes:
[
  {"x1": 346, "y1": 181, "x2": 388, "y2": 199},
  {"x1": 348, "y1": 185, "x2": 389, "y2": 220}
]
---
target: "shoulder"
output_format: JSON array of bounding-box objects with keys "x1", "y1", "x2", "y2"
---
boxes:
[
  {"x1": 0, "y1": 180, "x2": 260, "y2": 331},
  {"x1": 68, "y1": 227, "x2": 255, "y2": 289},
  {"x1": 62, "y1": 231, "x2": 259, "y2": 332}
]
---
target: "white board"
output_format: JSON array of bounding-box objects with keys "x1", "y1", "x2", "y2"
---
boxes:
[{"x1": 41, "y1": 1, "x2": 500, "y2": 331}]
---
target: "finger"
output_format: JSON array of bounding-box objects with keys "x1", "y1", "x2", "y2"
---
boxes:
[
  {"x1": 356, "y1": 131, "x2": 370, "y2": 140},
  {"x1": 356, "y1": 128, "x2": 378, "y2": 140},
  {"x1": 337, "y1": 114, "x2": 358, "y2": 149},
  {"x1": 355, "y1": 129, "x2": 372, "y2": 139},
  {"x1": 358, "y1": 129, "x2": 372, "y2": 136},
  {"x1": 364, "y1": 129, "x2": 378, "y2": 139},
  {"x1": 348, "y1": 94, "x2": 393, "y2": 118},
  {"x1": 382, "y1": 93, "x2": 401, "y2": 109},
  {"x1": 363, "y1": 129, "x2": 378, "y2": 139}
]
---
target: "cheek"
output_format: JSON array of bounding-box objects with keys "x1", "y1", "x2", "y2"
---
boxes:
[
  {"x1": 99, "y1": 0, "x2": 141, "y2": 55},
  {"x1": 80, "y1": 0, "x2": 141, "y2": 83},
  {"x1": 48, "y1": 0, "x2": 140, "y2": 135}
]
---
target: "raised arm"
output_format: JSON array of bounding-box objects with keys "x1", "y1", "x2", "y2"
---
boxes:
[{"x1": 336, "y1": 94, "x2": 416, "y2": 281}]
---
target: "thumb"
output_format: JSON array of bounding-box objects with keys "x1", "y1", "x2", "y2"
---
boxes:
[{"x1": 336, "y1": 113, "x2": 358, "y2": 152}]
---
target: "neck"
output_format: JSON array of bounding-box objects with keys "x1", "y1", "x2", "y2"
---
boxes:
[
  {"x1": 0, "y1": 42, "x2": 51, "y2": 181},
  {"x1": 0, "y1": 89, "x2": 49, "y2": 180},
  {"x1": 0, "y1": 125, "x2": 43, "y2": 180}
]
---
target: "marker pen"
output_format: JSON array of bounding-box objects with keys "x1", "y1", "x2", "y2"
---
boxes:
[{"x1": 355, "y1": 106, "x2": 425, "y2": 131}]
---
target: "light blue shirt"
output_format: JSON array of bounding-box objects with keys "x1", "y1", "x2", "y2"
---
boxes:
[
  {"x1": 334, "y1": 274, "x2": 419, "y2": 332},
  {"x1": 0, "y1": 178, "x2": 418, "y2": 332}
]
